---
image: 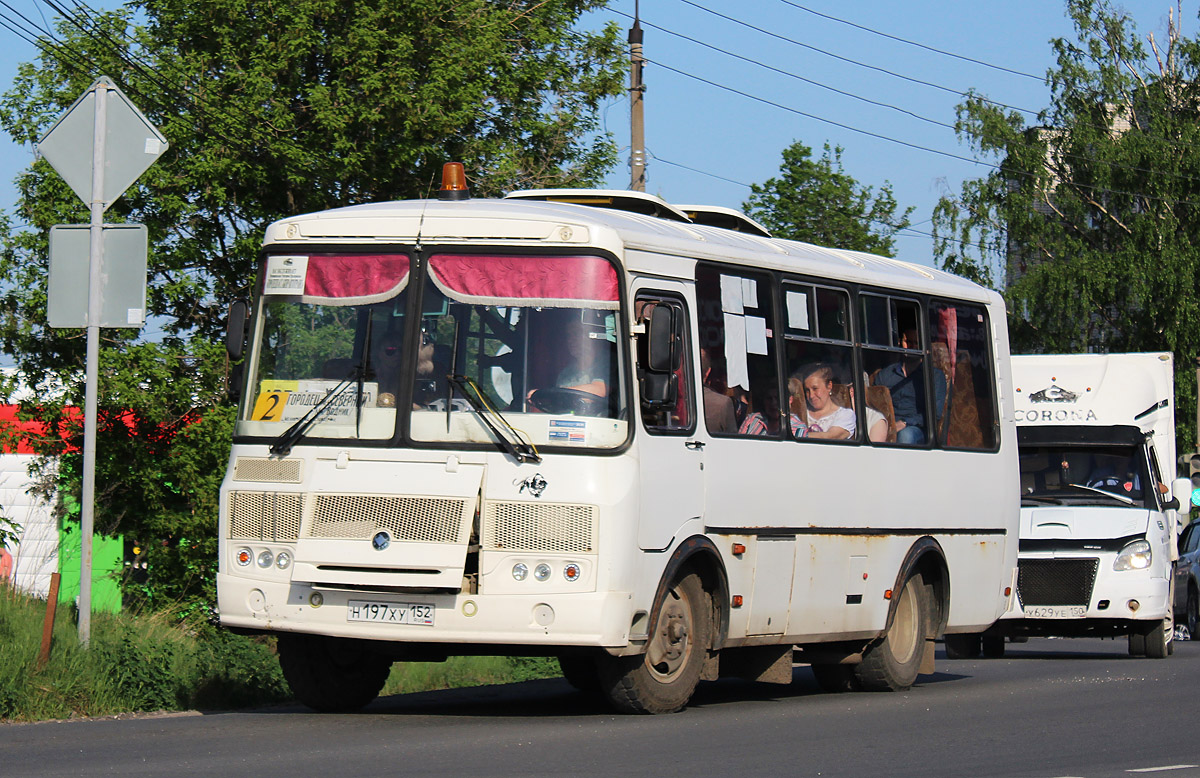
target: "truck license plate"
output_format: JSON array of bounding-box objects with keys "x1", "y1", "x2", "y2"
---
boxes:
[
  {"x1": 347, "y1": 600, "x2": 434, "y2": 626},
  {"x1": 1024, "y1": 605, "x2": 1086, "y2": 619}
]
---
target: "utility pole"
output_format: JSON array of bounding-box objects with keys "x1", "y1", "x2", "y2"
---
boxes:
[{"x1": 629, "y1": 1, "x2": 646, "y2": 192}]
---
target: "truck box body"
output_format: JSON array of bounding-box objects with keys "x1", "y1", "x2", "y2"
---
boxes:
[{"x1": 999, "y1": 353, "x2": 1179, "y2": 647}]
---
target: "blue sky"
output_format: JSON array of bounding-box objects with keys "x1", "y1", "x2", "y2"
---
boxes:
[{"x1": 0, "y1": 0, "x2": 1187, "y2": 269}]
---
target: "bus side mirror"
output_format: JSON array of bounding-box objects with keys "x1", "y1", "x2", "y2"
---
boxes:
[
  {"x1": 226, "y1": 300, "x2": 249, "y2": 361},
  {"x1": 647, "y1": 304, "x2": 679, "y2": 372},
  {"x1": 640, "y1": 304, "x2": 681, "y2": 408}
]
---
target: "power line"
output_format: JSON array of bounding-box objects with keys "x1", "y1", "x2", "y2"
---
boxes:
[
  {"x1": 776, "y1": 0, "x2": 1044, "y2": 81},
  {"x1": 609, "y1": 9, "x2": 956, "y2": 133},
  {"x1": 675, "y1": 0, "x2": 1045, "y2": 119}
]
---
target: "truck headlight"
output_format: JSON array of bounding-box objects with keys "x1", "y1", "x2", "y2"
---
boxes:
[{"x1": 1113, "y1": 539, "x2": 1151, "y2": 571}]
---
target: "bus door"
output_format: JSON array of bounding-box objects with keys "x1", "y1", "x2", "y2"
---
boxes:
[{"x1": 634, "y1": 286, "x2": 705, "y2": 550}]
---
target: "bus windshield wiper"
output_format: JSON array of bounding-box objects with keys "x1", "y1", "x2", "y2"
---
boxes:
[
  {"x1": 1067, "y1": 483, "x2": 1135, "y2": 506},
  {"x1": 446, "y1": 374, "x2": 541, "y2": 464},
  {"x1": 270, "y1": 374, "x2": 358, "y2": 456}
]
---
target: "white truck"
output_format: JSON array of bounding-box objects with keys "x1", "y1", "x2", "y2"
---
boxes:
[{"x1": 945, "y1": 352, "x2": 1191, "y2": 659}]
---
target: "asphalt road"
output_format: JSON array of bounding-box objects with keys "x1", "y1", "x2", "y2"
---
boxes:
[{"x1": 4, "y1": 637, "x2": 1198, "y2": 778}]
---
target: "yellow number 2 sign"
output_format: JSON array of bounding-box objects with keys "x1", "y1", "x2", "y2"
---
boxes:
[
  {"x1": 250, "y1": 379, "x2": 300, "y2": 422},
  {"x1": 252, "y1": 389, "x2": 292, "y2": 421}
]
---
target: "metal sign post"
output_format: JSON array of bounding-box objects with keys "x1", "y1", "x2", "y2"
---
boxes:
[{"x1": 37, "y1": 77, "x2": 167, "y2": 645}]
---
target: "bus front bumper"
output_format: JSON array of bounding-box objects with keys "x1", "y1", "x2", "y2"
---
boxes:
[{"x1": 217, "y1": 573, "x2": 636, "y2": 649}]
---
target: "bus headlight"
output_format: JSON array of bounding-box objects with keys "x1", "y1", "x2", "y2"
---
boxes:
[
  {"x1": 534, "y1": 563, "x2": 552, "y2": 582},
  {"x1": 275, "y1": 551, "x2": 292, "y2": 570},
  {"x1": 257, "y1": 550, "x2": 274, "y2": 569},
  {"x1": 1114, "y1": 540, "x2": 1152, "y2": 571},
  {"x1": 512, "y1": 563, "x2": 529, "y2": 581}
]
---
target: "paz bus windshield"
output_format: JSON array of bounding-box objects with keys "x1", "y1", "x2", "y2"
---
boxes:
[{"x1": 236, "y1": 252, "x2": 629, "y2": 451}]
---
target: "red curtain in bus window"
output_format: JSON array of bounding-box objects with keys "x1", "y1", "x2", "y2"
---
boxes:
[
  {"x1": 299, "y1": 254, "x2": 411, "y2": 305},
  {"x1": 428, "y1": 254, "x2": 619, "y2": 309}
]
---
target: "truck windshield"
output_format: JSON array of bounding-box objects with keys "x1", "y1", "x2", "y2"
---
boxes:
[
  {"x1": 235, "y1": 252, "x2": 629, "y2": 451},
  {"x1": 1018, "y1": 444, "x2": 1153, "y2": 507},
  {"x1": 410, "y1": 253, "x2": 628, "y2": 450}
]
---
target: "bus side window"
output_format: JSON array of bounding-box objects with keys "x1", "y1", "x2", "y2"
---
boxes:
[
  {"x1": 636, "y1": 295, "x2": 694, "y2": 434},
  {"x1": 695, "y1": 265, "x2": 781, "y2": 438},
  {"x1": 928, "y1": 302, "x2": 997, "y2": 450}
]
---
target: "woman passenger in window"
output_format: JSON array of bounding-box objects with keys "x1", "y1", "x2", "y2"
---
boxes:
[
  {"x1": 738, "y1": 386, "x2": 803, "y2": 437},
  {"x1": 803, "y1": 365, "x2": 855, "y2": 440}
]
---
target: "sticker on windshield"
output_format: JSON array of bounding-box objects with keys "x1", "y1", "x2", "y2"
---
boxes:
[
  {"x1": 548, "y1": 418, "x2": 587, "y2": 444},
  {"x1": 263, "y1": 255, "x2": 309, "y2": 295}
]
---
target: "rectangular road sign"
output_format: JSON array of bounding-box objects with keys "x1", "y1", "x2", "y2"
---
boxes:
[{"x1": 48, "y1": 224, "x2": 147, "y2": 328}]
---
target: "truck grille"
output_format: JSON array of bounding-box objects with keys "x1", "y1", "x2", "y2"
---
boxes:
[{"x1": 1017, "y1": 558, "x2": 1099, "y2": 607}]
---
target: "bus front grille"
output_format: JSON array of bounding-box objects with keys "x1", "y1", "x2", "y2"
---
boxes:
[
  {"x1": 1017, "y1": 558, "x2": 1099, "y2": 607},
  {"x1": 231, "y1": 457, "x2": 303, "y2": 483},
  {"x1": 228, "y1": 491, "x2": 304, "y2": 542},
  {"x1": 306, "y1": 494, "x2": 470, "y2": 544},
  {"x1": 483, "y1": 501, "x2": 595, "y2": 553}
]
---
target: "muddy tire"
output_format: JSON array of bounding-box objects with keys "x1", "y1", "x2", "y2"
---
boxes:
[
  {"x1": 943, "y1": 633, "x2": 982, "y2": 660},
  {"x1": 855, "y1": 572, "x2": 929, "y2": 691},
  {"x1": 1129, "y1": 630, "x2": 1147, "y2": 656},
  {"x1": 277, "y1": 633, "x2": 392, "y2": 712},
  {"x1": 597, "y1": 572, "x2": 711, "y2": 714}
]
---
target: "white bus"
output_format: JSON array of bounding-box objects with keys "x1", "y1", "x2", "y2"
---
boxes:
[{"x1": 219, "y1": 165, "x2": 1019, "y2": 714}]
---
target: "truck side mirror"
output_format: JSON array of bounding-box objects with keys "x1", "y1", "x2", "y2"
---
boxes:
[
  {"x1": 226, "y1": 300, "x2": 249, "y2": 361},
  {"x1": 1171, "y1": 477, "x2": 1194, "y2": 515}
]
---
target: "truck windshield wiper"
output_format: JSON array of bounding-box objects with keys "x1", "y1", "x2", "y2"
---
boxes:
[
  {"x1": 446, "y1": 374, "x2": 541, "y2": 464},
  {"x1": 1021, "y1": 494, "x2": 1065, "y2": 505},
  {"x1": 1067, "y1": 483, "x2": 1135, "y2": 506},
  {"x1": 269, "y1": 374, "x2": 358, "y2": 456}
]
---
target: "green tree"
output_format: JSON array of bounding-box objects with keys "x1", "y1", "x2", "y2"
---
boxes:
[
  {"x1": 932, "y1": 0, "x2": 1200, "y2": 453},
  {"x1": 744, "y1": 141, "x2": 913, "y2": 256},
  {"x1": 0, "y1": 1, "x2": 624, "y2": 612}
]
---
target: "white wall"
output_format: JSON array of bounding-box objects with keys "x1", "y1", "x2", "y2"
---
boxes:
[{"x1": 0, "y1": 453, "x2": 57, "y2": 598}]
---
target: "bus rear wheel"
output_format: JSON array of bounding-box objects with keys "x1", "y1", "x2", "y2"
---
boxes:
[
  {"x1": 855, "y1": 572, "x2": 929, "y2": 691},
  {"x1": 277, "y1": 633, "x2": 392, "y2": 712},
  {"x1": 598, "y1": 572, "x2": 711, "y2": 714}
]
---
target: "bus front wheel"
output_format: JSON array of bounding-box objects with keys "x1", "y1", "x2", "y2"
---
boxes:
[
  {"x1": 855, "y1": 572, "x2": 929, "y2": 691},
  {"x1": 277, "y1": 633, "x2": 392, "y2": 712},
  {"x1": 598, "y1": 572, "x2": 711, "y2": 714}
]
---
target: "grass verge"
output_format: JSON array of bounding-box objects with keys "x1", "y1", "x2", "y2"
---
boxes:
[{"x1": 0, "y1": 586, "x2": 562, "y2": 723}]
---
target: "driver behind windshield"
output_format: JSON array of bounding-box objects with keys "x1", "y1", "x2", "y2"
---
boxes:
[{"x1": 527, "y1": 312, "x2": 611, "y2": 410}]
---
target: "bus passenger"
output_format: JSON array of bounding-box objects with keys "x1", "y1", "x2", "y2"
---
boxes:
[
  {"x1": 874, "y1": 329, "x2": 945, "y2": 445},
  {"x1": 700, "y1": 348, "x2": 737, "y2": 433},
  {"x1": 850, "y1": 384, "x2": 889, "y2": 443},
  {"x1": 803, "y1": 365, "x2": 855, "y2": 440},
  {"x1": 738, "y1": 386, "x2": 803, "y2": 437}
]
